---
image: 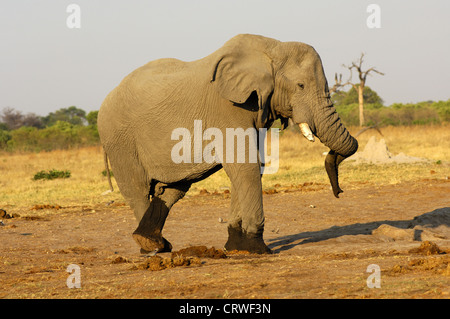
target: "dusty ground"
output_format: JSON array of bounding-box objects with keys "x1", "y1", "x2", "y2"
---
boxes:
[{"x1": 1, "y1": 179, "x2": 449, "y2": 299}]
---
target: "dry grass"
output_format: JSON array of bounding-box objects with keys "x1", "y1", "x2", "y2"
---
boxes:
[
  {"x1": 194, "y1": 124, "x2": 450, "y2": 191},
  {"x1": 0, "y1": 125, "x2": 449, "y2": 210},
  {"x1": 353, "y1": 125, "x2": 450, "y2": 161},
  {"x1": 0, "y1": 146, "x2": 122, "y2": 211}
]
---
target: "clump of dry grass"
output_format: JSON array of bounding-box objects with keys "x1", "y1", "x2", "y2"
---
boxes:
[{"x1": 0, "y1": 125, "x2": 448, "y2": 210}]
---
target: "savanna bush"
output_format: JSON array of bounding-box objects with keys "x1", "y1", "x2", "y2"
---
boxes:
[
  {"x1": 1, "y1": 100, "x2": 449, "y2": 153},
  {"x1": 33, "y1": 169, "x2": 71, "y2": 180},
  {"x1": 336, "y1": 99, "x2": 450, "y2": 127},
  {"x1": 0, "y1": 129, "x2": 11, "y2": 149},
  {"x1": 2, "y1": 121, "x2": 99, "y2": 152}
]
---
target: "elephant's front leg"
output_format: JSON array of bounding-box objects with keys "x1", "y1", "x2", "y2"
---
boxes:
[
  {"x1": 223, "y1": 163, "x2": 271, "y2": 254},
  {"x1": 228, "y1": 183, "x2": 243, "y2": 229}
]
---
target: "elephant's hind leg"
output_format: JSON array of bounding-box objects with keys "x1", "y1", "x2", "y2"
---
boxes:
[{"x1": 132, "y1": 182, "x2": 190, "y2": 253}]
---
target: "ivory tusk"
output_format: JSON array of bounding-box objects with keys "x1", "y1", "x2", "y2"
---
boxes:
[{"x1": 299, "y1": 123, "x2": 315, "y2": 142}]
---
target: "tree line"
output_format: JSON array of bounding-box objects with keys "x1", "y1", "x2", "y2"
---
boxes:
[
  {"x1": 0, "y1": 106, "x2": 98, "y2": 130},
  {"x1": 1, "y1": 96, "x2": 449, "y2": 153},
  {"x1": 0, "y1": 106, "x2": 99, "y2": 152},
  {"x1": 332, "y1": 88, "x2": 450, "y2": 126},
  {"x1": 329, "y1": 53, "x2": 449, "y2": 127}
]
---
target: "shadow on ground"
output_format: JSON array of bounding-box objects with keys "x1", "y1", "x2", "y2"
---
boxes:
[{"x1": 268, "y1": 207, "x2": 450, "y2": 253}]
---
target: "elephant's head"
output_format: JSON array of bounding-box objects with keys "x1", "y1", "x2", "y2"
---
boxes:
[{"x1": 211, "y1": 34, "x2": 358, "y2": 198}]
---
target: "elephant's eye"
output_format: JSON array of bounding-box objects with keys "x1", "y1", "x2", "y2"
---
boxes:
[{"x1": 298, "y1": 83, "x2": 305, "y2": 90}]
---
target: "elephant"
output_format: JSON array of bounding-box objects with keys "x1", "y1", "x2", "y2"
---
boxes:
[{"x1": 97, "y1": 34, "x2": 358, "y2": 254}]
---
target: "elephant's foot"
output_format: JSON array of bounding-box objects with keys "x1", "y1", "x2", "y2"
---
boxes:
[
  {"x1": 224, "y1": 226, "x2": 272, "y2": 254},
  {"x1": 132, "y1": 231, "x2": 172, "y2": 254}
]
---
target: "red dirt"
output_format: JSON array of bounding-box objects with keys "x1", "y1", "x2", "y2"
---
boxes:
[
  {"x1": 1, "y1": 179, "x2": 449, "y2": 298},
  {"x1": 171, "y1": 246, "x2": 227, "y2": 259}
]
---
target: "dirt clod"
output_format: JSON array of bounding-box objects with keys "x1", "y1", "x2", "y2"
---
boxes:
[
  {"x1": 408, "y1": 241, "x2": 445, "y2": 255},
  {"x1": 0, "y1": 209, "x2": 8, "y2": 218},
  {"x1": 171, "y1": 246, "x2": 227, "y2": 259},
  {"x1": 110, "y1": 256, "x2": 129, "y2": 264},
  {"x1": 0, "y1": 209, "x2": 18, "y2": 219},
  {"x1": 55, "y1": 246, "x2": 95, "y2": 254},
  {"x1": 134, "y1": 255, "x2": 201, "y2": 271},
  {"x1": 389, "y1": 255, "x2": 450, "y2": 276},
  {"x1": 30, "y1": 204, "x2": 62, "y2": 210},
  {"x1": 263, "y1": 189, "x2": 278, "y2": 195}
]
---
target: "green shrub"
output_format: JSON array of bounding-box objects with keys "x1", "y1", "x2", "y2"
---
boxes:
[
  {"x1": 33, "y1": 169, "x2": 71, "y2": 180},
  {"x1": 101, "y1": 169, "x2": 114, "y2": 177},
  {"x1": 0, "y1": 129, "x2": 11, "y2": 149},
  {"x1": 430, "y1": 99, "x2": 450, "y2": 122},
  {"x1": 336, "y1": 99, "x2": 450, "y2": 127},
  {"x1": 2, "y1": 121, "x2": 99, "y2": 152}
]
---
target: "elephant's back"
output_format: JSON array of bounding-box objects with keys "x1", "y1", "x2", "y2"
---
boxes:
[
  {"x1": 127, "y1": 58, "x2": 189, "y2": 85},
  {"x1": 119, "y1": 58, "x2": 193, "y2": 106},
  {"x1": 100, "y1": 57, "x2": 189, "y2": 113},
  {"x1": 97, "y1": 56, "x2": 215, "y2": 182},
  {"x1": 139, "y1": 58, "x2": 187, "y2": 75}
]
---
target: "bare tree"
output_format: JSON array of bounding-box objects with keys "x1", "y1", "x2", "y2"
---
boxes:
[
  {"x1": 1, "y1": 107, "x2": 24, "y2": 130},
  {"x1": 343, "y1": 53, "x2": 384, "y2": 127},
  {"x1": 0, "y1": 107, "x2": 44, "y2": 130},
  {"x1": 329, "y1": 73, "x2": 346, "y2": 94}
]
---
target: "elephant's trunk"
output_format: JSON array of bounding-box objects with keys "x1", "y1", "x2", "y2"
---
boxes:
[{"x1": 314, "y1": 102, "x2": 358, "y2": 198}]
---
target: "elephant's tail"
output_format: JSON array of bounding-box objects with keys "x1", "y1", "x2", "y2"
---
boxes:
[{"x1": 103, "y1": 149, "x2": 114, "y2": 192}]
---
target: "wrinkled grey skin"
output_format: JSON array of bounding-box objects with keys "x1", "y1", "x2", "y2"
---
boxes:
[{"x1": 98, "y1": 34, "x2": 358, "y2": 254}]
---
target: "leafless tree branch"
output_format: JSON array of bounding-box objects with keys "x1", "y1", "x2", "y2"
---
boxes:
[{"x1": 337, "y1": 53, "x2": 385, "y2": 127}]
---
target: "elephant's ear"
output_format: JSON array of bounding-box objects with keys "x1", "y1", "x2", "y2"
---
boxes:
[{"x1": 210, "y1": 49, "x2": 274, "y2": 123}]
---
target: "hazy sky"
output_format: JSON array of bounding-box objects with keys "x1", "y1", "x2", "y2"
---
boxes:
[{"x1": 1, "y1": 0, "x2": 449, "y2": 115}]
